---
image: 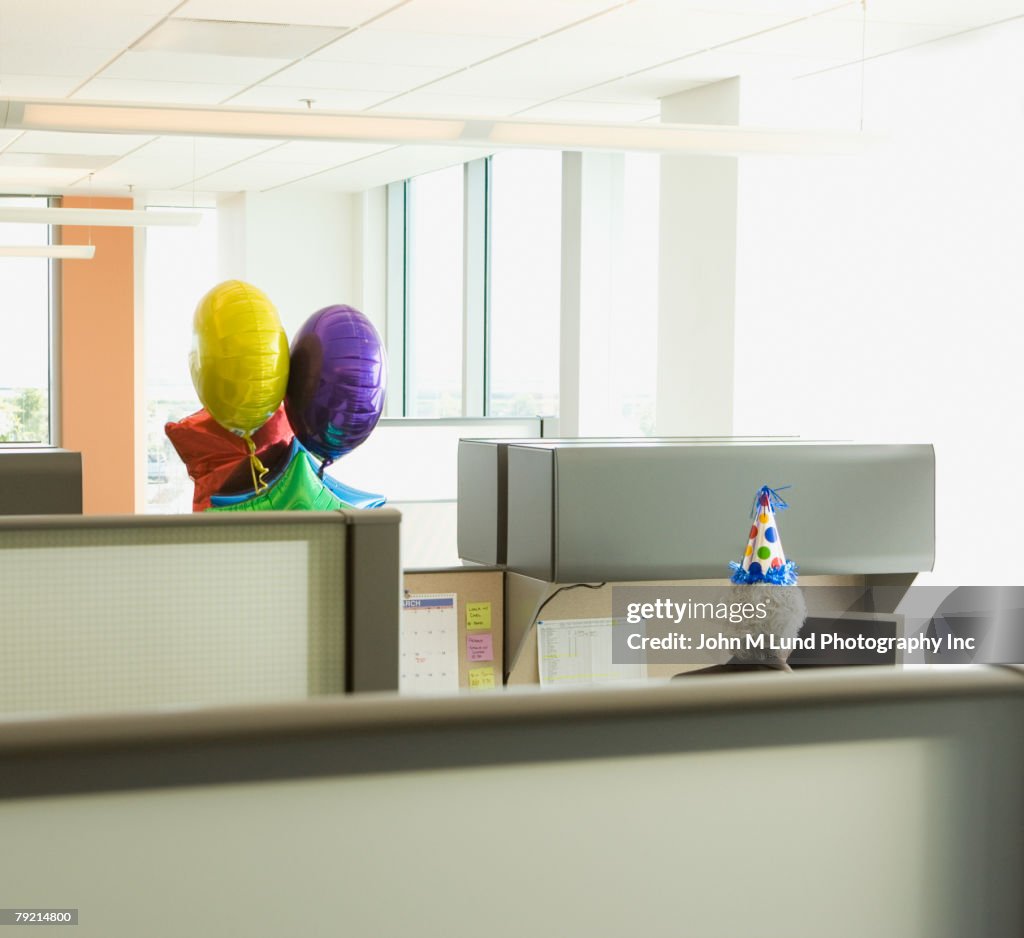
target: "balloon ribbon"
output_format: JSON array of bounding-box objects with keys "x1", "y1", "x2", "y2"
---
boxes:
[{"x1": 244, "y1": 434, "x2": 270, "y2": 493}]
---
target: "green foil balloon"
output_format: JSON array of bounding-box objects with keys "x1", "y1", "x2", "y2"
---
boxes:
[{"x1": 207, "y1": 442, "x2": 353, "y2": 512}]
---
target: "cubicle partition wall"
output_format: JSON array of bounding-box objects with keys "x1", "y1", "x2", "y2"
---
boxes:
[
  {"x1": 0, "y1": 669, "x2": 1020, "y2": 938},
  {"x1": 457, "y1": 436, "x2": 802, "y2": 566},
  {"x1": 457, "y1": 441, "x2": 936, "y2": 682},
  {"x1": 0, "y1": 448, "x2": 82, "y2": 515},
  {"x1": 0, "y1": 510, "x2": 401, "y2": 715},
  {"x1": 502, "y1": 442, "x2": 935, "y2": 582}
]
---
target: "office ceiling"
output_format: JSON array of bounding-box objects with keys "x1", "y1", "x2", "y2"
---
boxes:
[{"x1": 0, "y1": 0, "x2": 1020, "y2": 197}]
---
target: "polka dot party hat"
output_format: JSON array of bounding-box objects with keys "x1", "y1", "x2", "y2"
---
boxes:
[{"x1": 729, "y1": 485, "x2": 799, "y2": 586}]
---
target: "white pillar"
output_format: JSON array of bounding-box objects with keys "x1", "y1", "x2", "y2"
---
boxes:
[
  {"x1": 560, "y1": 150, "x2": 625, "y2": 437},
  {"x1": 656, "y1": 78, "x2": 741, "y2": 436},
  {"x1": 215, "y1": 190, "x2": 357, "y2": 339}
]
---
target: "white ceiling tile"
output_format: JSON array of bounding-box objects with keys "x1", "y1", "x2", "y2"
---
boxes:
[
  {"x1": 830, "y1": 0, "x2": 1024, "y2": 25},
  {"x1": 79, "y1": 163, "x2": 187, "y2": 189},
  {"x1": 0, "y1": 74, "x2": 80, "y2": 97},
  {"x1": 0, "y1": 44, "x2": 120, "y2": 77},
  {"x1": 518, "y1": 35, "x2": 680, "y2": 75},
  {"x1": 0, "y1": 166, "x2": 86, "y2": 187},
  {"x1": 128, "y1": 136, "x2": 281, "y2": 169},
  {"x1": 516, "y1": 99, "x2": 660, "y2": 121},
  {"x1": 73, "y1": 77, "x2": 243, "y2": 104},
  {"x1": 567, "y1": 82, "x2": 681, "y2": 104},
  {"x1": 228, "y1": 86, "x2": 392, "y2": 109},
  {"x1": 188, "y1": 161, "x2": 313, "y2": 191},
  {"x1": 613, "y1": 48, "x2": 843, "y2": 91},
  {"x1": 724, "y1": 10, "x2": 955, "y2": 59},
  {"x1": 0, "y1": 7, "x2": 162, "y2": 52},
  {"x1": 282, "y1": 144, "x2": 493, "y2": 190},
  {"x1": 247, "y1": 139, "x2": 393, "y2": 165},
  {"x1": 137, "y1": 18, "x2": 346, "y2": 58},
  {"x1": 643, "y1": 0, "x2": 838, "y2": 16},
  {"x1": 85, "y1": 135, "x2": 281, "y2": 189},
  {"x1": 372, "y1": 91, "x2": 538, "y2": 117},
  {"x1": 309, "y1": 28, "x2": 517, "y2": 68},
  {"x1": 263, "y1": 59, "x2": 448, "y2": 92},
  {"x1": 100, "y1": 51, "x2": 287, "y2": 85},
  {"x1": 7, "y1": 131, "x2": 155, "y2": 156},
  {"x1": 546, "y1": 5, "x2": 793, "y2": 54},
  {"x1": 416, "y1": 50, "x2": 623, "y2": 100},
  {"x1": 371, "y1": 0, "x2": 625, "y2": 38},
  {"x1": 174, "y1": 0, "x2": 398, "y2": 27}
]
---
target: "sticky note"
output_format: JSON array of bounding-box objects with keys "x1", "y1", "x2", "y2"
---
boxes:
[
  {"x1": 468, "y1": 666, "x2": 496, "y2": 690},
  {"x1": 466, "y1": 602, "x2": 492, "y2": 631},
  {"x1": 466, "y1": 632, "x2": 494, "y2": 662}
]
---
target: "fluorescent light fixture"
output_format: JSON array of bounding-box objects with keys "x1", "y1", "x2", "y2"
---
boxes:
[
  {"x1": 0, "y1": 98, "x2": 870, "y2": 156},
  {"x1": 0, "y1": 206, "x2": 201, "y2": 227},
  {"x1": 2, "y1": 100, "x2": 465, "y2": 145},
  {"x1": 485, "y1": 120, "x2": 870, "y2": 156},
  {"x1": 0, "y1": 244, "x2": 95, "y2": 259}
]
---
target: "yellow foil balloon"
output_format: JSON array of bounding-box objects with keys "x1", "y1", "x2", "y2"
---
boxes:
[{"x1": 189, "y1": 280, "x2": 290, "y2": 437}]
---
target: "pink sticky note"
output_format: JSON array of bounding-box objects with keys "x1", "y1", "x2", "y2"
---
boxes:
[{"x1": 466, "y1": 632, "x2": 494, "y2": 662}]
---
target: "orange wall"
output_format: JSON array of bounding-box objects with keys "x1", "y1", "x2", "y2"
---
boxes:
[{"x1": 60, "y1": 197, "x2": 136, "y2": 514}]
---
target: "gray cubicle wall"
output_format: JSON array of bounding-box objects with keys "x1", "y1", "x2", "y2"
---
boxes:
[
  {"x1": 458, "y1": 436, "x2": 801, "y2": 565},
  {"x1": 0, "y1": 448, "x2": 82, "y2": 514},
  {"x1": 0, "y1": 669, "x2": 1020, "y2": 938},
  {"x1": 504, "y1": 442, "x2": 935, "y2": 581},
  {"x1": 0, "y1": 510, "x2": 400, "y2": 714}
]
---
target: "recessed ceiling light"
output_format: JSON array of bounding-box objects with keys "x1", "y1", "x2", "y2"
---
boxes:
[{"x1": 135, "y1": 18, "x2": 347, "y2": 60}]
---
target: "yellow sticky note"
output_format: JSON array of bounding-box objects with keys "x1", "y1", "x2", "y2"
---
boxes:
[
  {"x1": 466, "y1": 602, "x2": 492, "y2": 631},
  {"x1": 468, "y1": 666, "x2": 496, "y2": 690}
]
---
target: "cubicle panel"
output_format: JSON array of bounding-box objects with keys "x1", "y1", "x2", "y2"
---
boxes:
[
  {"x1": 457, "y1": 436, "x2": 803, "y2": 565},
  {"x1": 0, "y1": 448, "x2": 82, "y2": 514},
  {"x1": 403, "y1": 567, "x2": 504, "y2": 692},
  {"x1": 0, "y1": 671, "x2": 1020, "y2": 938},
  {"x1": 0, "y1": 511, "x2": 401, "y2": 713},
  {"x1": 506, "y1": 443, "x2": 935, "y2": 581}
]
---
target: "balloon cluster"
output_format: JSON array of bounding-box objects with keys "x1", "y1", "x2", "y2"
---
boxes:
[{"x1": 167, "y1": 279, "x2": 387, "y2": 512}]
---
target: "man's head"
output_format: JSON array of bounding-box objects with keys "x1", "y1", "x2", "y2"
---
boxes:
[{"x1": 719, "y1": 583, "x2": 807, "y2": 665}]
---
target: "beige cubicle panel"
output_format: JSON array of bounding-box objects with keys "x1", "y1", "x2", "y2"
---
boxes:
[
  {"x1": 0, "y1": 510, "x2": 401, "y2": 715},
  {"x1": 403, "y1": 567, "x2": 504, "y2": 690}
]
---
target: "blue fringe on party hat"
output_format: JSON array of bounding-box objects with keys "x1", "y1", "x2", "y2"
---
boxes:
[{"x1": 729, "y1": 485, "x2": 799, "y2": 586}]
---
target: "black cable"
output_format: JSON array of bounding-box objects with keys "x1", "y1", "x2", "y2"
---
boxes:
[{"x1": 532, "y1": 582, "x2": 607, "y2": 628}]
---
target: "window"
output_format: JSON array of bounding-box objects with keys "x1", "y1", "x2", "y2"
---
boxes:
[
  {"x1": 405, "y1": 165, "x2": 464, "y2": 418},
  {"x1": 0, "y1": 196, "x2": 52, "y2": 444},
  {"x1": 489, "y1": 151, "x2": 561, "y2": 418},
  {"x1": 389, "y1": 151, "x2": 654, "y2": 431},
  {"x1": 144, "y1": 206, "x2": 217, "y2": 513}
]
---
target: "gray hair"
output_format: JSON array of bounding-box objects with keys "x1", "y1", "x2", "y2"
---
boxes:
[{"x1": 721, "y1": 583, "x2": 807, "y2": 662}]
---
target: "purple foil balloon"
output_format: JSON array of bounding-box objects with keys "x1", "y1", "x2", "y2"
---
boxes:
[{"x1": 284, "y1": 305, "x2": 387, "y2": 468}]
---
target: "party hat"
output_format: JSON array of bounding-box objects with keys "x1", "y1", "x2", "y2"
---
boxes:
[{"x1": 730, "y1": 485, "x2": 798, "y2": 586}]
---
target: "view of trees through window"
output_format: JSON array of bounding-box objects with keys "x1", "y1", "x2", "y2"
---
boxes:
[
  {"x1": 0, "y1": 196, "x2": 51, "y2": 445},
  {"x1": 144, "y1": 206, "x2": 215, "y2": 513}
]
